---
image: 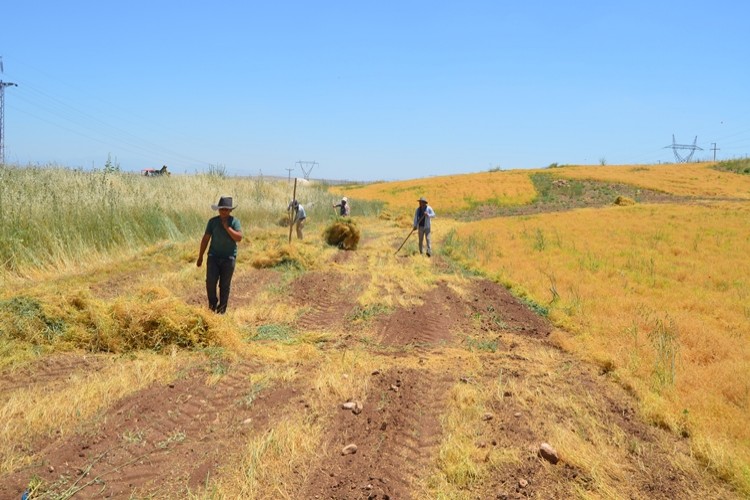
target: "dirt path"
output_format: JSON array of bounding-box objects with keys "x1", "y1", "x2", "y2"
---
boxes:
[{"x1": 0, "y1": 232, "x2": 743, "y2": 499}]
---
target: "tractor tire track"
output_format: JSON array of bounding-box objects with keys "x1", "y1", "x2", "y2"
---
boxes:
[
  {"x1": 0, "y1": 353, "x2": 111, "y2": 397},
  {"x1": 301, "y1": 367, "x2": 451, "y2": 499},
  {"x1": 292, "y1": 271, "x2": 361, "y2": 331},
  {"x1": 376, "y1": 280, "x2": 468, "y2": 351},
  {"x1": 0, "y1": 359, "x2": 298, "y2": 499}
]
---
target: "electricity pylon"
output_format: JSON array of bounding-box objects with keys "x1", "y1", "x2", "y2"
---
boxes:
[
  {"x1": 664, "y1": 135, "x2": 702, "y2": 163},
  {"x1": 296, "y1": 160, "x2": 318, "y2": 180}
]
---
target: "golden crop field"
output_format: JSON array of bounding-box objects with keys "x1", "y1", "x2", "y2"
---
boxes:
[
  {"x1": 444, "y1": 200, "x2": 750, "y2": 488},
  {"x1": 2, "y1": 161, "x2": 749, "y2": 498},
  {"x1": 336, "y1": 170, "x2": 537, "y2": 214},
  {"x1": 552, "y1": 162, "x2": 750, "y2": 199}
]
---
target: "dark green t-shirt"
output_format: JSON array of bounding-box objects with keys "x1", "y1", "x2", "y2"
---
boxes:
[{"x1": 205, "y1": 215, "x2": 242, "y2": 258}]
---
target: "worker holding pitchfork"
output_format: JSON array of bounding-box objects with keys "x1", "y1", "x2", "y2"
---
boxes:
[{"x1": 413, "y1": 197, "x2": 436, "y2": 257}]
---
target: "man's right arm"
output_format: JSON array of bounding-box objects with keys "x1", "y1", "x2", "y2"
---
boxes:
[{"x1": 197, "y1": 233, "x2": 211, "y2": 267}]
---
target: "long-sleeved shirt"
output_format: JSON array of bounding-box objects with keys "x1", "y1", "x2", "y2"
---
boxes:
[{"x1": 414, "y1": 205, "x2": 436, "y2": 230}]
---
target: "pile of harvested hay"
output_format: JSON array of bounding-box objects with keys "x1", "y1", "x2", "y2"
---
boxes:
[
  {"x1": 323, "y1": 219, "x2": 360, "y2": 250},
  {"x1": 614, "y1": 195, "x2": 636, "y2": 206},
  {"x1": 251, "y1": 243, "x2": 308, "y2": 269}
]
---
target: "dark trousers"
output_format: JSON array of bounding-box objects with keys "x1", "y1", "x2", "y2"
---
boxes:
[{"x1": 206, "y1": 256, "x2": 236, "y2": 314}]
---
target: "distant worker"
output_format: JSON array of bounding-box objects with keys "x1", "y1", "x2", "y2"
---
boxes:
[
  {"x1": 288, "y1": 199, "x2": 307, "y2": 239},
  {"x1": 196, "y1": 196, "x2": 243, "y2": 313},
  {"x1": 413, "y1": 197, "x2": 436, "y2": 257},
  {"x1": 333, "y1": 197, "x2": 350, "y2": 216}
]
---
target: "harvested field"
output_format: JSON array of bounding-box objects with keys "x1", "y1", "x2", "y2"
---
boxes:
[{"x1": 1, "y1": 166, "x2": 747, "y2": 499}]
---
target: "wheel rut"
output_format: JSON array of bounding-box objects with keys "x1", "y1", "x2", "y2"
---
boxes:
[
  {"x1": 293, "y1": 271, "x2": 361, "y2": 331},
  {"x1": 301, "y1": 367, "x2": 451, "y2": 499},
  {"x1": 0, "y1": 359, "x2": 298, "y2": 499}
]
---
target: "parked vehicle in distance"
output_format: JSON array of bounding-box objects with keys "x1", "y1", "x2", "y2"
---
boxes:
[{"x1": 141, "y1": 165, "x2": 170, "y2": 177}]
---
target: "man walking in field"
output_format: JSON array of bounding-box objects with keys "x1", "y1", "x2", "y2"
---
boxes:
[
  {"x1": 196, "y1": 196, "x2": 243, "y2": 313},
  {"x1": 413, "y1": 197, "x2": 436, "y2": 257}
]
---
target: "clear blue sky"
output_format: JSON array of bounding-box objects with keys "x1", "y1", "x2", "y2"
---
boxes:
[{"x1": 2, "y1": 1, "x2": 748, "y2": 181}]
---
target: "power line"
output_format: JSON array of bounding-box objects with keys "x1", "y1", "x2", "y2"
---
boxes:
[
  {"x1": 2, "y1": 55, "x2": 216, "y2": 169},
  {"x1": 10, "y1": 83, "x2": 213, "y2": 168}
]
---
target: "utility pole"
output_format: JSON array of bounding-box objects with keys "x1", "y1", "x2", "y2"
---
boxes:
[
  {"x1": 285, "y1": 167, "x2": 294, "y2": 183},
  {"x1": 711, "y1": 143, "x2": 720, "y2": 161},
  {"x1": 0, "y1": 57, "x2": 19, "y2": 165}
]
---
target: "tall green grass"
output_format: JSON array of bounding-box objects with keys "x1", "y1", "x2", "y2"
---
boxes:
[
  {"x1": 713, "y1": 157, "x2": 750, "y2": 175},
  {"x1": 0, "y1": 164, "x2": 340, "y2": 278}
]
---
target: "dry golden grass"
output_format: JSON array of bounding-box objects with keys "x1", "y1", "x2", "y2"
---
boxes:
[
  {"x1": 445, "y1": 201, "x2": 750, "y2": 491},
  {"x1": 415, "y1": 350, "x2": 510, "y2": 500},
  {"x1": 210, "y1": 413, "x2": 323, "y2": 499},
  {"x1": 337, "y1": 170, "x2": 537, "y2": 215},
  {"x1": 552, "y1": 162, "x2": 750, "y2": 199}
]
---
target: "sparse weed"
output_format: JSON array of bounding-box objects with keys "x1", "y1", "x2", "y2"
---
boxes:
[
  {"x1": 202, "y1": 347, "x2": 229, "y2": 379},
  {"x1": 239, "y1": 382, "x2": 268, "y2": 409},
  {"x1": 543, "y1": 270, "x2": 561, "y2": 303},
  {"x1": 464, "y1": 336, "x2": 498, "y2": 352},
  {"x1": 24, "y1": 475, "x2": 45, "y2": 499},
  {"x1": 533, "y1": 228, "x2": 546, "y2": 251},
  {"x1": 347, "y1": 303, "x2": 392, "y2": 324},
  {"x1": 253, "y1": 324, "x2": 296, "y2": 342},
  {"x1": 649, "y1": 316, "x2": 679, "y2": 389},
  {"x1": 157, "y1": 429, "x2": 187, "y2": 449},
  {"x1": 520, "y1": 297, "x2": 549, "y2": 317},
  {"x1": 122, "y1": 428, "x2": 146, "y2": 445}
]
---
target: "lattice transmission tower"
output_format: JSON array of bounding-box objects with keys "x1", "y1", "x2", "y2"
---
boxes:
[
  {"x1": 664, "y1": 134, "x2": 702, "y2": 163},
  {"x1": 296, "y1": 160, "x2": 318, "y2": 180},
  {"x1": 0, "y1": 57, "x2": 19, "y2": 165}
]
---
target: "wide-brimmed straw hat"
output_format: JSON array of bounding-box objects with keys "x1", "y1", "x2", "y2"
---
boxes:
[
  {"x1": 417, "y1": 197, "x2": 428, "y2": 203},
  {"x1": 211, "y1": 196, "x2": 237, "y2": 210}
]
